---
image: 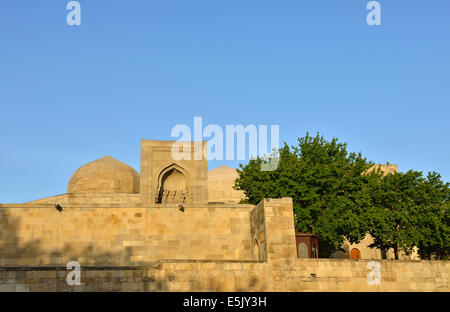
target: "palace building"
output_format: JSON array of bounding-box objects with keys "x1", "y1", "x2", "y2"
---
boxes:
[{"x1": 0, "y1": 140, "x2": 446, "y2": 291}]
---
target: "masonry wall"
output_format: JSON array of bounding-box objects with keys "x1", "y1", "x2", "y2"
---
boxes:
[
  {"x1": 0, "y1": 198, "x2": 448, "y2": 292},
  {"x1": 28, "y1": 193, "x2": 142, "y2": 205},
  {"x1": 0, "y1": 203, "x2": 254, "y2": 266},
  {"x1": 0, "y1": 259, "x2": 448, "y2": 292},
  {"x1": 250, "y1": 202, "x2": 267, "y2": 261}
]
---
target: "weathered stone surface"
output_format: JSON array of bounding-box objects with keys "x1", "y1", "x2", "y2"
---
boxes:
[
  {"x1": 0, "y1": 141, "x2": 447, "y2": 292},
  {"x1": 208, "y1": 166, "x2": 245, "y2": 203},
  {"x1": 68, "y1": 156, "x2": 140, "y2": 194}
]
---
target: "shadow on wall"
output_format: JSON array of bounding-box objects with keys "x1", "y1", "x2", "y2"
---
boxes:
[
  {"x1": 0, "y1": 211, "x2": 135, "y2": 266},
  {"x1": 0, "y1": 212, "x2": 175, "y2": 291},
  {"x1": 0, "y1": 211, "x2": 266, "y2": 292},
  {"x1": 0, "y1": 212, "x2": 42, "y2": 266},
  {"x1": 330, "y1": 245, "x2": 350, "y2": 259}
]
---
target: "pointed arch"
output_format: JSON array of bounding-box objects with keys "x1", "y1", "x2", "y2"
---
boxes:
[
  {"x1": 157, "y1": 163, "x2": 190, "y2": 186},
  {"x1": 155, "y1": 163, "x2": 191, "y2": 204}
]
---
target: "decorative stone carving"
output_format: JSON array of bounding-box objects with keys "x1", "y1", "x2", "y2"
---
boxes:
[
  {"x1": 156, "y1": 167, "x2": 191, "y2": 204},
  {"x1": 140, "y1": 140, "x2": 208, "y2": 204}
]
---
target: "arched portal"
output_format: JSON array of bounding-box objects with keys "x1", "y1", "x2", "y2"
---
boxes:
[{"x1": 156, "y1": 164, "x2": 190, "y2": 204}]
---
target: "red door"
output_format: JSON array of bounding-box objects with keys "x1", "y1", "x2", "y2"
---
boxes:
[{"x1": 350, "y1": 248, "x2": 361, "y2": 259}]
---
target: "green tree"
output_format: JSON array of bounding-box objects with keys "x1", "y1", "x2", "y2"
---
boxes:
[
  {"x1": 364, "y1": 170, "x2": 449, "y2": 260},
  {"x1": 234, "y1": 132, "x2": 373, "y2": 257},
  {"x1": 415, "y1": 172, "x2": 449, "y2": 260},
  {"x1": 364, "y1": 170, "x2": 424, "y2": 259}
]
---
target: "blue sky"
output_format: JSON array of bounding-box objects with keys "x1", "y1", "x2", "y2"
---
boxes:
[{"x1": 0, "y1": 1, "x2": 449, "y2": 203}]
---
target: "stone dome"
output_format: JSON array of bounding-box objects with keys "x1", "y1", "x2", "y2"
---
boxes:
[
  {"x1": 208, "y1": 166, "x2": 246, "y2": 203},
  {"x1": 67, "y1": 156, "x2": 140, "y2": 194}
]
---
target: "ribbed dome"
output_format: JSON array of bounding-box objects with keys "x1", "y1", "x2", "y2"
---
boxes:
[{"x1": 67, "y1": 156, "x2": 140, "y2": 194}]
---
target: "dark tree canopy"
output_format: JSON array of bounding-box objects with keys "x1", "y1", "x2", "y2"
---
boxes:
[
  {"x1": 234, "y1": 133, "x2": 373, "y2": 256},
  {"x1": 364, "y1": 170, "x2": 424, "y2": 259},
  {"x1": 364, "y1": 170, "x2": 449, "y2": 259},
  {"x1": 415, "y1": 172, "x2": 449, "y2": 259},
  {"x1": 235, "y1": 132, "x2": 449, "y2": 259}
]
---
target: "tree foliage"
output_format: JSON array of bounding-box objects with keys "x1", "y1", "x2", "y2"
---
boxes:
[
  {"x1": 364, "y1": 170, "x2": 423, "y2": 259},
  {"x1": 415, "y1": 172, "x2": 449, "y2": 259},
  {"x1": 234, "y1": 133, "x2": 373, "y2": 256},
  {"x1": 234, "y1": 132, "x2": 450, "y2": 259},
  {"x1": 364, "y1": 170, "x2": 449, "y2": 259}
]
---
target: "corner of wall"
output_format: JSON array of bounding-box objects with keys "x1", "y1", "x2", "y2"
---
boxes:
[{"x1": 257, "y1": 197, "x2": 297, "y2": 265}]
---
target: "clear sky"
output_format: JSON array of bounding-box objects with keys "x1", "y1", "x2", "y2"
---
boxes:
[{"x1": 0, "y1": 1, "x2": 449, "y2": 203}]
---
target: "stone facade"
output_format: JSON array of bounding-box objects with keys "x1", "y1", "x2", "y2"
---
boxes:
[
  {"x1": 0, "y1": 141, "x2": 448, "y2": 291},
  {"x1": 0, "y1": 204, "x2": 254, "y2": 266},
  {"x1": 140, "y1": 140, "x2": 208, "y2": 205},
  {"x1": 208, "y1": 166, "x2": 245, "y2": 203},
  {"x1": 1, "y1": 259, "x2": 448, "y2": 292},
  {"x1": 0, "y1": 198, "x2": 448, "y2": 292}
]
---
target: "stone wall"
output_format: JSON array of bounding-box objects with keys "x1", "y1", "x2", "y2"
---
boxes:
[
  {"x1": 0, "y1": 203, "x2": 254, "y2": 266},
  {"x1": 250, "y1": 201, "x2": 267, "y2": 261},
  {"x1": 0, "y1": 259, "x2": 448, "y2": 292},
  {"x1": 0, "y1": 198, "x2": 448, "y2": 292},
  {"x1": 208, "y1": 166, "x2": 246, "y2": 203},
  {"x1": 139, "y1": 140, "x2": 209, "y2": 204},
  {"x1": 28, "y1": 193, "x2": 142, "y2": 205}
]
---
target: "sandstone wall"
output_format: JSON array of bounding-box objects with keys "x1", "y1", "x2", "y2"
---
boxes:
[
  {"x1": 27, "y1": 193, "x2": 142, "y2": 205},
  {"x1": 0, "y1": 259, "x2": 448, "y2": 292},
  {"x1": 208, "y1": 166, "x2": 246, "y2": 203},
  {"x1": 0, "y1": 203, "x2": 254, "y2": 266},
  {"x1": 0, "y1": 198, "x2": 448, "y2": 292}
]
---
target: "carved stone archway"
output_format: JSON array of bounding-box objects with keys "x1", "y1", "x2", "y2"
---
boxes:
[{"x1": 155, "y1": 164, "x2": 191, "y2": 204}]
